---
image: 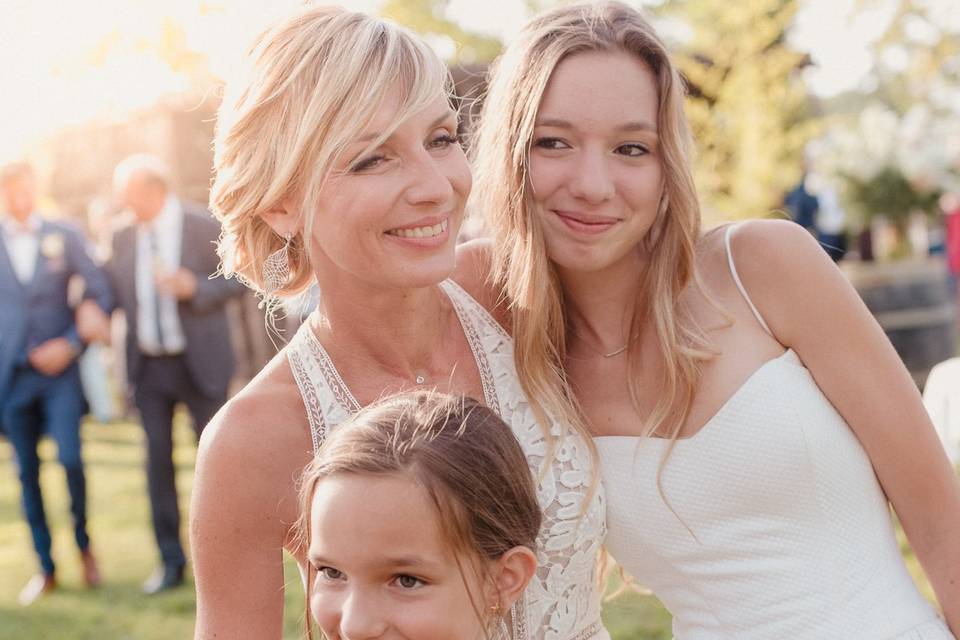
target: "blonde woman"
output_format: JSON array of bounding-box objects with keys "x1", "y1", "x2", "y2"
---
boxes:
[
  {"x1": 473, "y1": 2, "x2": 960, "y2": 638},
  {"x1": 190, "y1": 6, "x2": 607, "y2": 639}
]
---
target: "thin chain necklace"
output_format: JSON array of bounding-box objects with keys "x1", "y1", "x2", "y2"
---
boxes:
[{"x1": 572, "y1": 332, "x2": 639, "y2": 359}]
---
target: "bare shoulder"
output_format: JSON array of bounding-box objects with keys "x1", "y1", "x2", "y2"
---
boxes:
[
  {"x1": 194, "y1": 350, "x2": 312, "y2": 534},
  {"x1": 721, "y1": 218, "x2": 851, "y2": 346},
  {"x1": 452, "y1": 238, "x2": 511, "y2": 330},
  {"x1": 724, "y1": 218, "x2": 825, "y2": 283}
]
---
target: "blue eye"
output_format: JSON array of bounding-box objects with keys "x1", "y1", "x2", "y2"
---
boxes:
[
  {"x1": 317, "y1": 566, "x2": 345, "y2": 581},
  {"x1": 533, "y1": 137, "x2": 570, "y2": 150},
  {"x1": 616, "y1": 143, "x2": 649, "y2": 157},
  {"x1": 393, "y1": 574, "x2": 426, "y2": 590}
]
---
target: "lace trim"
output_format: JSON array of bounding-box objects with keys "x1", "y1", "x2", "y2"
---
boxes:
[
  {"x1": 285, "y1": 282, "x2": 607, "y2": 640},
  {"x1": 440, "y1": 279, "x2": 501, "y2": 414},
  {"x1": 442, "y1": 277, "x2": 511, "y2": 339},
  {"x1": 287, "y1": 340, "x2": 327, "y2": 452},
  {"x1": 572, "y1": 622, "x2": 603, "y2": 640},
  {"x1": 302, "y1": 320, "x2": 362, "y2": 413},
  {"x1": 445, "y1": 281, "x2": 607, "y2": 640}
]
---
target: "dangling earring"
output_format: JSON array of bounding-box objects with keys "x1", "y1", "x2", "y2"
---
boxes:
[
  {"x1": 263, "y1": 232, "x2": 293, "y2": 294},
  {"x1": 488, "y1": 600, "x2": 511, "y2": 640}
]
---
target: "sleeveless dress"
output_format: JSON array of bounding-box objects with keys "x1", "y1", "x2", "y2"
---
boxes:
[
  {"x1": 595, "y1": 225, "x2": 955, "y2": 639},
  {"x1": 287, "y1": 279, "x2": 610, "y2": 640}
]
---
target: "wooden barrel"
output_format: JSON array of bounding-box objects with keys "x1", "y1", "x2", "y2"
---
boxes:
[{"x1": 843, "y1": 258, "x2": 957, "y2": 387}]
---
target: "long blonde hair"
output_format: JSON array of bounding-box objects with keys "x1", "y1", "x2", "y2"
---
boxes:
[
  {"x1": 472, "y1": 1, "x2": 712, "y2": 450},
  {"x1": 210, "y1": 4, "x2": 453, "y2": 302}
]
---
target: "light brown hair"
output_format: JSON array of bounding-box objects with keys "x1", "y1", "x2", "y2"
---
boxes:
[
  {"x1": 472, "y1": 0, "x2": 714, "y2": 458},
  {"x1": 296, "y1": 391, "x2": 541, "y2": 639}
]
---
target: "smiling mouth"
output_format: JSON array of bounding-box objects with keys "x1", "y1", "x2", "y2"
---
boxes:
[
  {"x1": 385, "y1": 219, "x2": 449, "y2": 239},
  {"x1": 553, "y1": 210, "x2": 619, "y2": 234}
]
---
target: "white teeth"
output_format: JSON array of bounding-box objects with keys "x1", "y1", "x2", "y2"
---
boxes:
[{"x1": 388, "y1": 219, "x2": 449, "y2": 239}]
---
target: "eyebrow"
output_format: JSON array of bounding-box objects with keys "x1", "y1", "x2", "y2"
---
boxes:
[
  {"x1": 354, "y1": 111, "x2": 457, "y2": 144},
  {"x1": 307, "y1": 553, "x2": 440, "y2": 570},
  {"x1": 535, "y1": 117, "x2": 658, "y2": 134}
]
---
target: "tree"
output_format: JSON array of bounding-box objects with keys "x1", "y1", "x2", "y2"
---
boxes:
[
  {"x1": 664, "y1": 0, "x2": 816, "y2": 220},
  {"x1": 380, "y1": 0, "x2": 503, "y2": 63}
]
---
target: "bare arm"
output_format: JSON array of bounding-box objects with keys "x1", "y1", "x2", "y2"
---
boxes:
[
  {"x1": 191, "y1": 375, "x2": 311, "y2": 639},
  {"x1": 735, "y1": 219, "x2": 960, "y2": 630}
]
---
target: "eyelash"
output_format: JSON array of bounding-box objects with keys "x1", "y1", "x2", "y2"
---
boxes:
[
  {"x1": 533, "y1": 137, "x2": 650, "y2": 157},
  {"x1": 392, "y1": 574, "x2": 426, "y2": 590},
  {"x1": 350, "y1": 133, "x2": 460, "y2": 173},
  {"x1": 316, "y1": 566, "x2": 345, "y2": 582}
]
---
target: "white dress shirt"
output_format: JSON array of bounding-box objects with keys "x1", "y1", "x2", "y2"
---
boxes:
[
  {"x1": 135, "y1": 195, "x2": 187, "y2": 355},
  {"x1": 1, "y1": 213, "x2": 41, "y2": 284}
]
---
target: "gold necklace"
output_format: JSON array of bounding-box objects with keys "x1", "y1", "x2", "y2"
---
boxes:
[{"x1": 573, "y1": 332, "x2": 639, "y2": 359}]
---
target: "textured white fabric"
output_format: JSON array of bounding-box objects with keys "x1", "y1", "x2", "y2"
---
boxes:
[
  {"x1": 595, "y1": 226, "x2": 954, "y2": 639},
  {"x1": 287, "y1": 279, "x2": 609, "y2": 640}
]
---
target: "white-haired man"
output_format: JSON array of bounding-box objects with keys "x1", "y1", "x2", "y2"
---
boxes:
[{"x1": 106, "y1": 154, "x2": 244, "y2": 593}]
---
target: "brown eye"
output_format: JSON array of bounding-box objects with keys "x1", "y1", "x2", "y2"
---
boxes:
[
  {"x1": 534, "y1": 137, "x2": 570, "y2": 150},
  {"x1": 616, "y1": 143, "x2": 649, "y2": 157}
]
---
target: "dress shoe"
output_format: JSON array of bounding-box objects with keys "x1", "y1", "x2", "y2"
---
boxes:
[
  {"x1": 141, "y1": 564, "x2": 184, "y2": 595},
  {"x1": 80, "y1": 548, "x2": 101, "y2": 588},
  {"x1": 18, "y1": 573, "x2": 56, "y2": 606}
]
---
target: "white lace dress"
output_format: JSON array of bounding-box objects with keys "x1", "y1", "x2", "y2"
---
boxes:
[
  {"x1": 287, "y1": 279, "x2": 609, "y2": 640},
  {"x1": 596, "y1": 225, "x2": 955, "y2": 639}
]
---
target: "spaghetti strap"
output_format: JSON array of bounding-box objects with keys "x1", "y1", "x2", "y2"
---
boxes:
[{"x1": 724, "y1": 223, "x2": 774, "y2": 337}]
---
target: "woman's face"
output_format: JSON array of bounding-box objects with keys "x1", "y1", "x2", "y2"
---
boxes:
[
  {"x1": 308, "y1": 473, "x2": 491, "y2": 640},
  {"x1": 529, "y1": 50, "x2": 663, "y2": 277},
  {"x1": 306, "y1": 93, "x2": 471, "y2": 291}
]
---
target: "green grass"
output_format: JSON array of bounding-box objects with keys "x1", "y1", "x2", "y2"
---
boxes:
[{"x1": 0, "y1": 417, "x2": 938, "y2": 639}]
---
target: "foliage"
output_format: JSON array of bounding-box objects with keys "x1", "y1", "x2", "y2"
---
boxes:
[
  {"x1": 663, "y1": 0, "x2": 816, "y2": 220},
  {"x1": 379, "y1": 0, "x2": 502, "y2": 63},
  {"x1": 844, "y1": 165, "x2": 942, "y2": 224}
]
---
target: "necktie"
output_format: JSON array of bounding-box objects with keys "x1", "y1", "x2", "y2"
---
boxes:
[{"x1": 149, "y1": 228, "x2": 166, "y2": 353}]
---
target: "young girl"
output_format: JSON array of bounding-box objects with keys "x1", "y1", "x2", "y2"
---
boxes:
[
  {"x1": 473, "y1": 1, "x2": 960, "y2": 637},
  {"x1": 298, "y1": 391, "x2": 539, "y2": 639}
]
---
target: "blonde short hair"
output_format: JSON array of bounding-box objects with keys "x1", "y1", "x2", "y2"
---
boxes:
[{"x1": 210, "y1": 4, "x2": 454, "y2": 298}]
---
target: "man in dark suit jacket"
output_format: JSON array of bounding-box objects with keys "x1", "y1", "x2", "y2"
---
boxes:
[
  {"x1": 0, "y1": 162, "x2": 113, "y2": 605},
  {"x1": 106, "y1": 154, "x2": 244, "y2": 594}
]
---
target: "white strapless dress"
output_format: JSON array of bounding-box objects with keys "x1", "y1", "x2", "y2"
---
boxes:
[{"x1": 595, "y1": 225, "x2": 954, "y2": 639}]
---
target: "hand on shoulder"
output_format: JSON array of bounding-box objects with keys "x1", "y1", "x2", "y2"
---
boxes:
[{"x1": 453, "y1": 238, "x2": 512, "y2": 331}]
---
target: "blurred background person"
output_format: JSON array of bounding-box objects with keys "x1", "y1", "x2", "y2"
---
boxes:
[
  {"x1": 104, "y1": 153, "x2": 244, "y2": 594},
  {"x1": 0, "y1": 161, "x2": 112, "y2": 605}
]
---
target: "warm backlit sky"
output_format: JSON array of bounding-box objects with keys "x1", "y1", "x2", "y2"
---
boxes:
[{"x1": 1, "y1": 0, "x2": 955, "y2": 163}]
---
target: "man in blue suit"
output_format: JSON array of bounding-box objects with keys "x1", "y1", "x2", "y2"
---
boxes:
[{"x1": 0, "y1": 162, "x2": 113, "y2": 605}]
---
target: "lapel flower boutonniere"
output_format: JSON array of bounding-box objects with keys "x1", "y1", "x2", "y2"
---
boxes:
[{"x1": 40, "y1": 233, "x2": 66, "y2": 260}]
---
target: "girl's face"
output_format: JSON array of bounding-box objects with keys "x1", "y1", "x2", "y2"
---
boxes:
[
  {"x1": 529, "y1": 50, "x2": 663, "y2": 277},
  {"x1": 308, "y1": 473, "x2": 491, "y2": 640},
  {"x1": 304, "y1": 93, "x2": 471, "y2": 292}
]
